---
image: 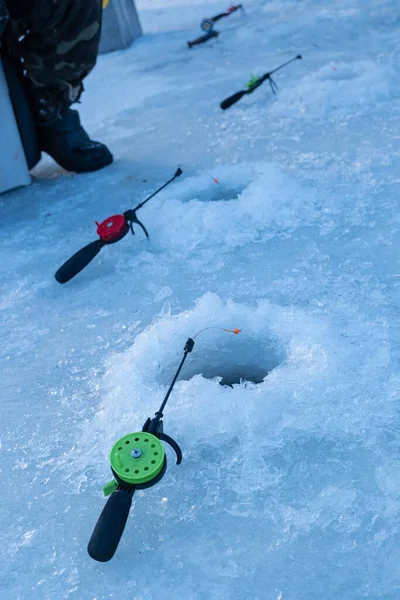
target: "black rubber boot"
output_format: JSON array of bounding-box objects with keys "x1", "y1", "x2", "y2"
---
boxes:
[{"x1": 38, "y1": 107, "x2": 113, "y2": 173}]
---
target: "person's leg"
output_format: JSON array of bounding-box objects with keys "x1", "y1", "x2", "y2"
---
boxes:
[
  {"x1": 0, "y1": 1, "x2": 8, "y2": 38},
  {"x1": 4, "y1": 0, "x2": 113, "y2": 173},
  {"x1": 8, "y1": 0, "x2": 102, "y2": 104}
]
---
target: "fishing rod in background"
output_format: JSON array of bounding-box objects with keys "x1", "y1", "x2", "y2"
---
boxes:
[
  {"x1": 188, "y1": 4, "x2": 245, "y2": 48},
  {"x1": 87, "y1": 327, "x2": 241, "y2": 562},
  {"x1": 54, "y1": 168, "x2": 183, "y2": 284},
  {"x1": 220, "y1": 55, "x2": 302, "y2": 109}
]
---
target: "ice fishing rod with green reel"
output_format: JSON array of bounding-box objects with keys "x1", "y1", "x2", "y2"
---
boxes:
[
  {"x1": 220, "y1": 55, "x2": 302, "y2": 109},
  {"x1": 87, "y1": 326, "x2": 241, "y2": 562},
  {"x1": 187, "y1": 4, "x2": 245, "y2": 48},
  {"x1": 54, "y1": 168, "x2": 182, "y2": 284}
]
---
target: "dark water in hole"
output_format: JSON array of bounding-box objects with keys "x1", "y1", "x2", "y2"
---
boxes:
[
  {"x1": 218, "y1": 368, "x2": 267, "y2": 387},
  {"x1": 195, "y1": 186, "x2": 242, "y2": 203},
  {"x1": 157, "y1": 336, "x2": 284, "y2": 389}
]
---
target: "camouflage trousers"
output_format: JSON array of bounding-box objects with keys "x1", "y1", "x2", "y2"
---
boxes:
[{"x1": 1, "y1": 0, "x2": 103, "y2": 103}]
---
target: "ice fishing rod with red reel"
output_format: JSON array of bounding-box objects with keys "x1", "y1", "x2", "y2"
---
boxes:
[
  {"x1": 187, "y1": 4, "x2": 245, "y2": 48},
  {"x1": 87, "y1": 326, "x2": 241, "y2": 562},
  {"x1": 54, "y1": 167, "x2": 183, "y2": 284}
]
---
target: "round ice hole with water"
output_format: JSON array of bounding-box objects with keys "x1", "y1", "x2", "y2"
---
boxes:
[{"x1": 159, "y1": 334, "x2": 284, "y2": 387}]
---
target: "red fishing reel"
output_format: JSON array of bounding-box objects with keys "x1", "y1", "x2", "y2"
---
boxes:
[{"x1": 95, "y1": 215, "x2": 130, "y2": 244}]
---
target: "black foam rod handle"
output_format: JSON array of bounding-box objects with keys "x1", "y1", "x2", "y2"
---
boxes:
[
  {"x1": 55, "y1": 239, "x2": 105, "y2": 284},
  {"x1": 87, "y1": 489, "x2": 134, "y2": 562},
  {"x1": 220, "y1": 90, "x2": 247, "y2": 110},
  {"x1": 188, "y1": 31, "x2": 218, "y2": 47}
]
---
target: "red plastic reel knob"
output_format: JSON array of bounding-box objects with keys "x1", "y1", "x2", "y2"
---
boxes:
[{"x1": 96, "y1": 214, "x2": 128, "y2": 242}]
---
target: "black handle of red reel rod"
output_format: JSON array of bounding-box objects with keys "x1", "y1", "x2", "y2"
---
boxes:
[
  {"x1": 55, "y1": 239, "x2": 106, "y2": 284},
  {"x1": 220, "y1": 89, "x2": 247, "y2": 109},
  {"x1": 88, "y1": 487, "x2": 134, "y2": 562},
  {"x1": 188, "y1": 30, "x2": 219, "y2": 47}
]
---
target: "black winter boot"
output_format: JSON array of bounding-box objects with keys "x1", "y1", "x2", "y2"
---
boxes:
[
  {"x1": 31, "y1": 85, "x2": 113, "y2": 173},
  {"x1": 38, "y1": 107, "x2": 113, "y2": 173}
]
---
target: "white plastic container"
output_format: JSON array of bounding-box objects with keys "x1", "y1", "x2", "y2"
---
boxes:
[{"x1": 0, "y1": 59, "x2": 31, "y2": 194}]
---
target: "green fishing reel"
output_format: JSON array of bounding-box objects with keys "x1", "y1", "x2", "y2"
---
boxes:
[
  {"x1": 245, "y1": 74, "x2": 261, "y2": 91},
  {"x1": 103, "y1": 432, "x2": 166, "y2": 495}
]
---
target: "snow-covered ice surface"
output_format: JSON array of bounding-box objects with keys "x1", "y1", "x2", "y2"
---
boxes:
[{"x1": 1, "y1": 0, "x2": 400, "y2": 598}]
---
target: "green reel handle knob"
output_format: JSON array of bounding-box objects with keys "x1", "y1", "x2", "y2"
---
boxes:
[
  {"x1": 88, "y1": 488, "x2": 134, "y2": 562},
  {"x1": 103, "y1": 480, "x2": 118, "y2": 497}
]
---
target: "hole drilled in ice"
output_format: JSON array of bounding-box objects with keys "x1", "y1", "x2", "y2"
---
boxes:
[
  {"x1": 188, "y1": 185, "x2": 244, "y2": 203},
  {"x1": 175, "y1": 335, "x2": 283, "y2": 387},
  {"x1": 170, "y1": 167, "x2": 253, "y2": 205}
]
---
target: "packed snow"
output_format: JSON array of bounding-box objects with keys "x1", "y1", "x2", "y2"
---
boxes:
[{"x1": 1, "y1": 0, "x2": 399, "y2": 598}]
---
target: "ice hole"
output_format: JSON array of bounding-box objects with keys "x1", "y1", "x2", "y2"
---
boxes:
[{"x1": 158, "y1": 335, "x2": 284, "y2": 388}]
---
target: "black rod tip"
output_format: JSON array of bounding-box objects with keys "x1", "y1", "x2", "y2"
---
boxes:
[{"x1": 184, "y1": 338, "x2": 195, "y2": 353}]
